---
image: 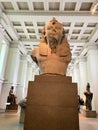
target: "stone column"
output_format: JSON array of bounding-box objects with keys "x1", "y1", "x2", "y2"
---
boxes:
[
  {"x1": 72, "y1": 62, "x2": 80, "y2": 94},
  {"x1": 30, "y1": 63, "x2": 40, "y2": 81},
  {"x1": 25, "y1": 62, "x2": 33, "y2": 97},
  {"x1": 78, "y1": 56, "x2": 87, "y2": 98},
  {"x1": 87, "y1": 45, "x2": 98, "y2": 111},
  {"x1": 16, "y1": 55, "x2": 28, "y2": 102},
  {"x1": 0, "y1": 42, "x2": 20, "y2": 109},
  {"x1": 0, "y1": 38, "x2": 2, "y2": 50},
  {"x1": 0, "y1": 40, "x2": 9, "y2": 96}
]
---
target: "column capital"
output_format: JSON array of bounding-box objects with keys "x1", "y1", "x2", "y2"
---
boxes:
[
  {"x1": 27, "y1": 62, "x2": 33, "y2": 67},
  {"x1": 73, "y1": 56, "x2": 87, "y2": 65},
  {"x1": 79, "y1": 56, "x2": 87, "y2": 62},
  {"x1": 20, "y1": 55, "x2": 27, "y2": 60},
  {"x1": 87, "y1": 45, "x2": 98, "y2": 55},
  {"x1": 10, "y1": 41, "x2": 19, "y2": 48},
  {"x1": 2, "y1": 40, "x2": 9, "y2": 47},
  {"x1": 73, "y1": 62, "x2": 79, "y2": 68},
  {"x1": 87, "y1": 45, "x2": 98, "y2": 51},
  {"x1": 0, "y1": 78, "x2": 4, "y2": 83}
]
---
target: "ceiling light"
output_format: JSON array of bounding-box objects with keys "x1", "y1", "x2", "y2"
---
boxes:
[{"x1": 91, "y1": 2, "x2": 98, "y2": 14}]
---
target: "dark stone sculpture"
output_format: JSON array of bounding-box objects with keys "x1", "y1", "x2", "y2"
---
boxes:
[
  {"x1": 6, "y1": 86, "x2": 18, "y2": 110},
  {"x1": 78, "y1": 95, "x2": 84, "y2": 112},
  {"x1": 7, "y1": 86, "x2": 16, "y2": 105},
  {"x1": 84, "y1": 83, "x2": 93, "y2": 111}
]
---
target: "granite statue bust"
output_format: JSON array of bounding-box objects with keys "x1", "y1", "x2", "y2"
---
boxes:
[
  {"x1": 84, "y1": 83, "x2": 93, "y2": 111},
  {"x1": 31, "y1": 18, "x2": 71, "y2": 75}
]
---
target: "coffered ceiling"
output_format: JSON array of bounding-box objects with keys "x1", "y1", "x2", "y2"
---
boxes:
[{"x1": 0, "y1": 0, "x2": 98, "y2": 71}]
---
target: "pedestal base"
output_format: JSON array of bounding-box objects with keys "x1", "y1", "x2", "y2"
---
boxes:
[
  {"x1": 24, "y1": 74, "x2": 79, "y2": 130},
  {"x1": 6, "y1": 104, "x2": 18, "y2": 110},
  {"x1": 19, "y1": 107, "x2": 25, "y2": 123},
  {"x1": 83, "y1": 110, "x2": 97, "y2": 118}
]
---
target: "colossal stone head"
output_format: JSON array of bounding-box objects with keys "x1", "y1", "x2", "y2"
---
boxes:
[
  {"x1": 31, "y1": 18, "x2": 71, "y2": 75},
  {"x1": 45, "y1": 18, "x2": 64, "y2": 43}
]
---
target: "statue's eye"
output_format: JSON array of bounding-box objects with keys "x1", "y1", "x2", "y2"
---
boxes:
[
  {"x1": 55, "y1": 27, "x2": 62, "y2": 30},
  {"x1": 47, "y1": 26, "x2": 52, "y2": 30}
]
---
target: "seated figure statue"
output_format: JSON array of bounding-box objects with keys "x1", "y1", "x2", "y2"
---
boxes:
[
  {"x1": 31, "y1": 18, "x2": 71, "y2": 75},
  {"x1": 6, "y1": 86, "x2": 18, "y2": 110},
  {"x1": 7, "y1": 86, "x2": 16, "y2": 105}
]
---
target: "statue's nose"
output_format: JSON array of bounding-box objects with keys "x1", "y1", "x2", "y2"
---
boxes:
[{"x1": 53, "y1": 28, "x2": 56, "y2": 32}]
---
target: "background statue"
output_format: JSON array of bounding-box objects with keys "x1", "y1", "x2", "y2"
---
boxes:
[
  {"x1": 7, "y1": 86, "x2": 16, "y2": 105},
  {"x1": 78, "y1": 95, "x2": 84, "y2": 113},
  {"x1": 84, "y1": 83, "x2": 93, "y2": 111},
  {"x1": 31, "y1": 18, "x2": 71, "y2": 75}
]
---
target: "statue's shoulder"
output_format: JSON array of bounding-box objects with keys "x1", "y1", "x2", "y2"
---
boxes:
[{"x1": 39, "y1": 42, "x2": 51, "y2": 56}]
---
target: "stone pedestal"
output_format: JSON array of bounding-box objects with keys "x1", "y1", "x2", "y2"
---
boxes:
[
  {"x1": 83, "y1": 110, "x2": 97, "y2": 118},
  {"x1": 24, "y1": 74, "x2": 79, "y2": 130},
  {"x1": 6, "y1": 104, "x2": 18, "y2": 111},
  {"x1": 19, "y1": 107, "x2": 25, "y2": 123}
]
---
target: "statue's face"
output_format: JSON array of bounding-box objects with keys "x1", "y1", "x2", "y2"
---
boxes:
[{"x1": 45, "y1": 21, "x2": 63, "y2": 42}]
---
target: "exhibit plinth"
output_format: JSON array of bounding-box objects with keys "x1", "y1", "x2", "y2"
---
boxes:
[
  {"x1": 83, "y1": 110, "x2": 97, "y2": 118},
  {"x1": 24, "y1": 74, "x2": 79, "y2": 130},
  {"x1": 6, "y1": 104, "x2": 18, "y2": 112}
]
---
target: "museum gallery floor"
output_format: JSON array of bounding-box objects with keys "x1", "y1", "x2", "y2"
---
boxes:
[{"x1": 0, "y1": 111, "x2": 98, "y2": 130}]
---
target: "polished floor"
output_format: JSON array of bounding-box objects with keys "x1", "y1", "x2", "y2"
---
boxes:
[{"x1": 0, "y1": 110, "x2": 98, "y2": 130}]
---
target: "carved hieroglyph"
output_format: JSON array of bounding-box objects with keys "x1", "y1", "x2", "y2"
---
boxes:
[{"x1": 31, "y1": 18, "x2": 71, "y2": 75}]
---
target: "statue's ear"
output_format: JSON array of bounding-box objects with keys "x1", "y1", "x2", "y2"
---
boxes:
[
  {"x1": 62, "y1": 28, "x2": 65, "y2": 36},
  {"x1": 41, "y1": 27, "x2": 45, "y2": 35}
]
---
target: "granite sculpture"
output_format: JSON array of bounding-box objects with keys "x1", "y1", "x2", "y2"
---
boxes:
[
  {"x1": 31, "y1": 17, "x2": 71, "y2": 75},
  {"x1": 6, "y1": 86, "x2": 18, "y2": 110},
  {"x1": 84, "y1": 83, "x2": 93, "y2": 111},
  {"x1": 24, "y1": 18, "x2": 79, "y2": 130}
]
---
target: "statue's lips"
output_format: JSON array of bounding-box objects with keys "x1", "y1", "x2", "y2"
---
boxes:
[
  {"x1": 48, "y1": 34, "x2": 59, "y2": 41},
  {"x1": 47, "y1": 36, "x2": 58, "y2": 42},
  {"x1": 49, "y1": 33, "x2": 57, "y2": 36}
]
